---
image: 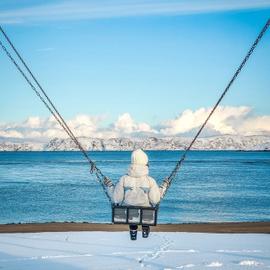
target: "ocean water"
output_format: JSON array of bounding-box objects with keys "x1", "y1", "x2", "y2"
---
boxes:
[{"x1": 0, "y1": 151, "x2": 269, "y2": 224}]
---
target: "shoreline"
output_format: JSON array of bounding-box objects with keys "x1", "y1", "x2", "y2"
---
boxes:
[{"x1": 1, "y1": 221, "x2": 269, "y2": 234}]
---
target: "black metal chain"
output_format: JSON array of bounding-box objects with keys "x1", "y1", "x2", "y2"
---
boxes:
[
  {"x1": 160, "y1": 18, "x2": 270, "y2": 200},
  {"x1": 0, "y1": 26, "x2": 112, "y2": 203}
]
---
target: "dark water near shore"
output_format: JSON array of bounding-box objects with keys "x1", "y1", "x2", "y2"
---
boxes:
[{"x1": 0, "y1": 151, "x2": 269, "y2": 224}]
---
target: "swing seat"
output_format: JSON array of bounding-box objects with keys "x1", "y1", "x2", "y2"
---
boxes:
[{"x1": 112, "y1": 204, "x2": 158, "y2": 226}]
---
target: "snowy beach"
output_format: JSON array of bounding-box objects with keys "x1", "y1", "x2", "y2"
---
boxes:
[{"x1": 0, "y1": 231, "x2": 269, "y2": 270}]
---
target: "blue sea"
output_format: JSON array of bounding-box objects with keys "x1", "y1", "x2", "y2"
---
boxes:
[{"x1": 0, "y1": 151, "x2": 269, "y2": 224}]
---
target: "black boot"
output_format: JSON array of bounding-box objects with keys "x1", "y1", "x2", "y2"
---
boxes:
[
  {"x1": 129, "y1": 225, "x2": 138, "y2": 240},
  {"x1": 142, "y1": 225, "x2": 150, "y2": 238}
]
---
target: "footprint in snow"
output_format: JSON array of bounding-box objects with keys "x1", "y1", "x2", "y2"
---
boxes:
[
  {"x1": 206, "y1": 261, "x2": 223, "y2": 267},
  {"x1": 239, "y1": 260, "x2": 263, "y2": 266},
  {"x1": 138, "y1": 234, "x2": 173, "y2": 266},
  {"x1": 176, "y1": 264, "x2": 195, "y2": 269}
]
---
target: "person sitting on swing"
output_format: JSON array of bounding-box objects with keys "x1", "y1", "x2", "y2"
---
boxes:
[{"x1": 104, "y1": 149, "x2": 169, "y2": 240}]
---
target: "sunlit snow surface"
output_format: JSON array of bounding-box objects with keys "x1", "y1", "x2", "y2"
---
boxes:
[{"x1": 0, "y1": 232, "x2": 269, "y2": 269}]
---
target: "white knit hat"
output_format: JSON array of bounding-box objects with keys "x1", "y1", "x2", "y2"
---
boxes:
[{"x1": 131, "y1": 149, "x2": 148, "y2": 165}]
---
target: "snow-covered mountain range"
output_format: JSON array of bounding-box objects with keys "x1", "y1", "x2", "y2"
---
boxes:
[{"x1": 0, "y1": 135, "x2": 270, "y2": 151}]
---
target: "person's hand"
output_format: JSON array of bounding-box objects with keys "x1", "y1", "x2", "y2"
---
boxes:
[
  {"x1": 103, "y1": 177, "x2": 113, "y2": 187},
  {"x1": 161, "y1": 178, "x2": 170, "y2": 188}
]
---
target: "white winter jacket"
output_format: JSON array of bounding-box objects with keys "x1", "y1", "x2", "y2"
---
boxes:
[{"x1": 113, "y1": 164, "x2": 161, "y2": 207}]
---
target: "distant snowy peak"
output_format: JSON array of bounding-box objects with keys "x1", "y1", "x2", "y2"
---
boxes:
[
  {"x1": 0, "y1": 135, "x2": 270, "y2": 151},
  {"x1": 0, "y1": 141, "x2": 43, "y2": 151}
]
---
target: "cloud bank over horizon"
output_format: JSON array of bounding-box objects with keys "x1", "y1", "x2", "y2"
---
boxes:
[{"x1": 1, "y1": 106, "x2": 270, "y2": 142}]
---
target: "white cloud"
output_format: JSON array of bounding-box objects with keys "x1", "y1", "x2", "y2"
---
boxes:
[
  {"x1": 114, "y1": 113, "x2": 136, "y2": 133},
  {"x1": 23, "y1": 116, "x2": 43, "y2": 128},
  {"x1": 1, "y1": 0, "x2": 270, "y2": 24},
  {"x1": 0, "y1": 130, "x2": 23, "y2": 139},
  {"x1": 114, "y1": 113, "x2": 156, "y2": 134},
  {"x1": 161, "y1": 106, "x2": 270, "y2": 136},
  {"x1": 238, "y1": 115, "x2": 270, "y2": 135},
  {"x1": 67, "y1": 114, "x2": 99, "y2": 137},
  {"x1": 0, "y1": 106, "x2": 270, "y2": 142},
  {"x1": 42, "y1": 128, "x2": 65, "y2": 139},
  {"x1": 0, "y1": 114, "x2": 100, "y2": 141}
]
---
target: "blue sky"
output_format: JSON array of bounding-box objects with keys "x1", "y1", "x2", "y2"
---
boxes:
[{"x1": 0, "y1": 1, "x2": 270, "y2": 140}]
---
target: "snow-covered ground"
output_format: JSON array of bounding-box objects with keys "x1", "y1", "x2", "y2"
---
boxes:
[{"x1": 0, "y1": 232, "x2": 269, "y2": 270}]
